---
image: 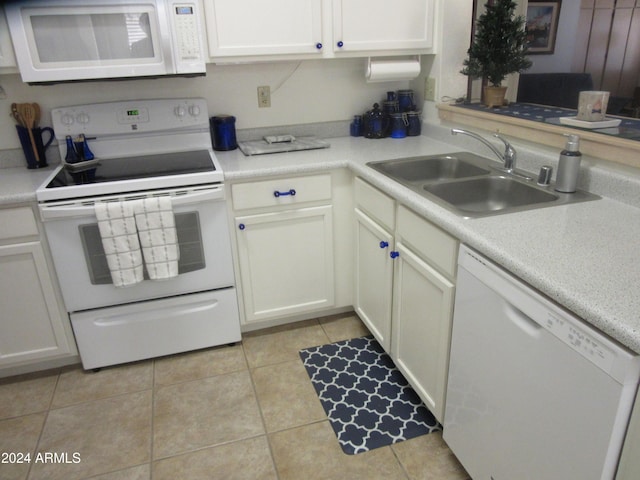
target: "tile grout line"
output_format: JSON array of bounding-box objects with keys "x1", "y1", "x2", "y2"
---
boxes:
[
  {"x1": 149, "y1": 357, "x2": 157, "y2": 480},
  {"x1": 24, "y1": 368, "x2": 62, "y2": 480},
  {"x1": 244, "y1": 342, "x2": 282, "y2": 480}
]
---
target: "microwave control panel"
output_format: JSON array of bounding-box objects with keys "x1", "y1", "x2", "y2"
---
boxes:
[{"x1": 172, "y1": 2, "x2": 203, "y2": 62}]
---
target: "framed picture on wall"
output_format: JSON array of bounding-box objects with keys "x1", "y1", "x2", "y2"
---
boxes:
[{"x1": 525, "y1": 0, "x2": 561, "y2": 54}]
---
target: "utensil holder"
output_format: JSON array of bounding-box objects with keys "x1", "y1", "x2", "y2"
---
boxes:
[{"x1": 15, "y1": 125, "x2": 54, "y2": 169}]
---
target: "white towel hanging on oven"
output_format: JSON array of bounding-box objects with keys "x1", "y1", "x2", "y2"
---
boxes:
[
  {"x1": 133, "y1": 196, "x2": 180, "y2": 281},
  {"x1": 95, "y1": 201, "x2": 144, "y2": 288}
]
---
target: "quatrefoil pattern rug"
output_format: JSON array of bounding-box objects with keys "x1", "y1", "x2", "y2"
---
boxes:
[{"x1": 299, "y1": 335, "x2": 441, "y2": 455}]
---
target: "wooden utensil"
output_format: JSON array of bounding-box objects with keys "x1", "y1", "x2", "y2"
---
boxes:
[
  {"x1": 32, "y1": 103, "x2": 41, "y2": 128},
  {"x1": 19, "y1": 103, "x2": 40, "y2": 164},
  {"x1": 10, "y1": 103, "x2": 23, "y2": 126}
]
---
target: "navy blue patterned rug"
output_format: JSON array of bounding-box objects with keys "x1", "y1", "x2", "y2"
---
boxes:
[{"x1": 299, "y1": 335, "x2": 441, "y2": 455}]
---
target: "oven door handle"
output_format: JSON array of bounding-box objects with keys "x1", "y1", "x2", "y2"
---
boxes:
[{"x1": 39, "y1": 185, "x2": 225, "y2": 220}]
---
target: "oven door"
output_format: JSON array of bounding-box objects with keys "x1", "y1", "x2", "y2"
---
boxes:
[{"x1": 40, "y1": 185, "x2": 235, "y2": 312}]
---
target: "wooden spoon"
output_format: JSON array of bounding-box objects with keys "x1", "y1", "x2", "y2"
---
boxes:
[
  {"x1": 10, "y1": 103, "x2": 23, "y2": 126},
  {"x1": 32, "y1": 103, "x2": 40, "y2": 128},
  {"x1": 19, "y1": 103, "x2": 40, "y2": 164}
]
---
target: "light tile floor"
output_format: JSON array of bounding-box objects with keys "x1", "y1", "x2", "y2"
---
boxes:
[{"x1": 0, "y1": 313, "x2": 470, "y2": 480}]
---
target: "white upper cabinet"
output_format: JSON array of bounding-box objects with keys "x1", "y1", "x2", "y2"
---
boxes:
[
  {"x1": 332, "y1": 0, "x2": 434, "y2": 53},
  {"x1": 204, "y1": 0, "x2": 324, "y2": 58},
  {"x1": 203, "y1": 0, "x2": 434, "y2": 61},
  {"x1": 0, "y1": 9, "x2": 17, "y2": 68}
]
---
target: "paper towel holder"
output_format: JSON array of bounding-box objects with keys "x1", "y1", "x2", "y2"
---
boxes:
[{"x1": 366, "y1": 55, "x2": 421, "y2": 83}]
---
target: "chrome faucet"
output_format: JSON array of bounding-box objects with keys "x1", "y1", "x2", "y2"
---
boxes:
[{"x1": 451, "y1": 128, "x2": 517, "y2": 172}]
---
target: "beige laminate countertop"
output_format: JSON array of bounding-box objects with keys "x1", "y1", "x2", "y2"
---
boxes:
[{"x1": 4, "y1": 134, "x2": 640, "y2": 353}]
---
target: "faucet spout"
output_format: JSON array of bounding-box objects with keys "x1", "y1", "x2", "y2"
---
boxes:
[{"x1": 451, "y1": 128, "x2": 517, "y2": 171}]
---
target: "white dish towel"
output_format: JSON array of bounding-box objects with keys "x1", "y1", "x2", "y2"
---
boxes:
[
  {"x1": 133, "y1": 196, "x2": 180, "y2": 281},
  {"x1": 95, "y1": 201, "x2": 144, "y2": 288}
]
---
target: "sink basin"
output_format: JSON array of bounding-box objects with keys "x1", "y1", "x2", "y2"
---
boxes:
[
  {"x1": 367, "y1": 152, "x2": 600, "y2": 218},
  {"x1": 368, "y1": 153, "x2": 491, "y2": 183},
  {"x1": 424, "y1": 176, "x2": 558, "y2": 215}
]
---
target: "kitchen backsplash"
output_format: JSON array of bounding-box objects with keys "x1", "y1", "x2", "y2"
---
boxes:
[{"x1": 0, "y1": 59, "x2": 422, "y2": 153}]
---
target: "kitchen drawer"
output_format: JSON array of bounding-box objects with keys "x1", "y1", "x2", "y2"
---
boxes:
[
  {"x1": 396, "y1": 205, "x2": 458, "y2": 279},
  {"x1": 232, "y1": 174, "x2": 332, "y2": 211},
  {"x1": 354, "y1": 177, "x2": 395, "y2": 231},
  {"x1": 0, "y1": 206, "x2": 38, "y2": 241}
]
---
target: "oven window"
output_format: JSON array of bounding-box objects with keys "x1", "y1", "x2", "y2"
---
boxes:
[{"x1": 79, "y1": 212, "x2": 205, "y2": 285}]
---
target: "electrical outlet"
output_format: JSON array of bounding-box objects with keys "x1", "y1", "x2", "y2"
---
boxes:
[
  {"x1": 257, "y1": 86, "x2": 271, "y2": 108},
  {"x1": 425, "y1": 77, "x2": 436, "y2": 101}
]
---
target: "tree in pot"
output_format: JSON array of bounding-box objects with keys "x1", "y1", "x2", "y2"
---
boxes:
[{"x1": 462, "y1": 0, "x2": 532, "y2": 108}]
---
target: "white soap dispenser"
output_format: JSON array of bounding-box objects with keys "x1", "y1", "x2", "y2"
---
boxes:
[{"x1": 555, "y1": 134, "x2": 582, "y2": 193}]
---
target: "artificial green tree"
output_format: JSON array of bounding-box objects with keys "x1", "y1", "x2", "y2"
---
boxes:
[{"x1": 462, "y1": 0, "x2": 532, "y2": 88}]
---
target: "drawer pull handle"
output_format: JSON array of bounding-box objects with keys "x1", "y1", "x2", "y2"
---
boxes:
[
  {"x1": 379, "y1": 241, "x2": 389, "y2": 249},
  {"x1": 390, "y1": 251, "x2": 400, "y2": 259},
  {"x1": 238, "y1": 223, "x2": 245, "y2": 230},
  {"x1": 274, "y1": 189, "x2": 296, "y2": 198},
  {"x1": 316, "y1": 43, "x2": 323, "y2": 50}
]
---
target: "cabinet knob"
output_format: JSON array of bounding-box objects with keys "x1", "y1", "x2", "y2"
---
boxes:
[
  {"x1": 337, "y1": 41, "x2": 344, "y2": 48},
  {"x1": 238, "y1": 223, "x2": 245, "y2": 230},
  {"x1": 316, "y1": 43, "x2": 323, "y2": 50},
  {"x1": 390, "y1": 251, "x2": 400, "y2": 259},
  {"x1": 274, "y1": 189, "x2": 296, "y2": 198},
  {"x1": 379, "y1": 241, "x2": 389, "y2": 249}
]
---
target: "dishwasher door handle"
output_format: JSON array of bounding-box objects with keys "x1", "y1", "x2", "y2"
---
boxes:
[{"x1": 504, "y1": 301, "x2": 543, "y2": 337}]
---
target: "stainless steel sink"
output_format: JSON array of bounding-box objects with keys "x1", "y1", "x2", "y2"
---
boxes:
[
  {"x1": 367, "y1": 152, "x2": 599, "y2": 218},
  {"x1": 368, "y1": 153, "x2": 490, "y2": 183},
  {"x1": 424, "y1": 176, "x2": 558, "y2": 215}
]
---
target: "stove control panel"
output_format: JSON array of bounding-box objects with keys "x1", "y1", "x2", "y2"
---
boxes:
[{"x1": 51, "y1": 98, "x2": 209, "y2": 138}]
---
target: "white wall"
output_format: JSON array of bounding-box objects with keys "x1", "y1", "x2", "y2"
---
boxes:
[
  {"x1": 420, "y1": 0, "x2": 473, "y2": 121},
  {"x1": 0, "y1": 58, "x2": 419, "y2": 150}
]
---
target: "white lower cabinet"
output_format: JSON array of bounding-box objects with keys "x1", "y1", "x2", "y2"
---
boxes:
[
  {"x1": 392, "y1": 206, "x2": 457, "y2": 423},
  {"x1": 231, "y1": 174, "x2": 340, "y2": 325},
  {"x1": 235, "y1": 205, "x2": 334, "y2": 322},
  {"x1": 354, "y1": 178, "x2": 458, "y2": 423},
  {"x1": 391, "y1": 240, "x2": 455, "y2": 422},
  {"x1": 0, "y1": 207, "x2": 76, "y2": 370},
  {"x1": 354, "y1": 208, "x2": 394, "y2": 351}
]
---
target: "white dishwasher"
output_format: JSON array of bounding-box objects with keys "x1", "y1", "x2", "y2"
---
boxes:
[{"x1": 444, "y1": 245, "x2": 640, "y2": 480}]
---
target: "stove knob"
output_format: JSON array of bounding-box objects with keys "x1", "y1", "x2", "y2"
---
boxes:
[
  {"x1": 76, "y1": 112, "x2": 90, "y2": 125},
  {"x1": 61, "y1": 113, "x2": 74, "y2": 126},
  {"x1": 174, "y1": 105, "x2": 186, "y2": 117},
  {"x1": 188, "y1": 105, "x2": 201, "y2": 117}
]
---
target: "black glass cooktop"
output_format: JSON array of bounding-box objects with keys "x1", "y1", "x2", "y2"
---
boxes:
[{"x1": 46, "y1": 150, "x2": 215, "y2": 188}]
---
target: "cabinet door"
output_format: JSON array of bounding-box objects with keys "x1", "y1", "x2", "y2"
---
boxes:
[
  {"x1": 235, "y1": 205, "x2": 334, "y2": 323},
  {"x1": 391, "y1": 241, "x2": 454, "y2": 424},
  {"x1": 0, "y1": 10, "x2": 17, "y2": 68},
  {"x1": 204, "y1": 0, "x2": 324, "y2": 58},
  {"x1": 332, "y1": 0, "x2": 434, "y2": 52},
  {"x1": 354, "y1": 208, "x2": 394, "y2": 351},
  {"x1": 0, "y1": 242, "x2": 74, "y2": 366}
]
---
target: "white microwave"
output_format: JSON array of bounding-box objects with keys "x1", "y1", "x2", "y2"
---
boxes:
[{"x1": 5, "y1": 0, "x2": 206, "y2": 83}]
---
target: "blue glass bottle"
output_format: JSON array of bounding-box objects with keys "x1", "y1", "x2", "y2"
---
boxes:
[
  {"x1": 64, "y1": 135, "x2": 79, "y2": 163},
  {"x1": 350, "y1": 115, "x2": 363, "y2": 136},
  {"x1": 80, "y1": 134, "x2": 95, "y2": 160}
]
